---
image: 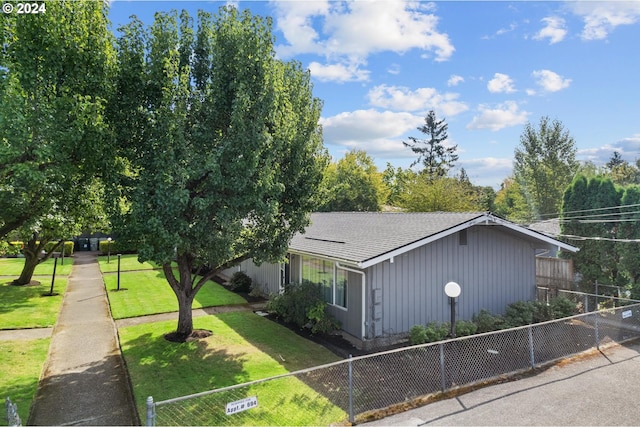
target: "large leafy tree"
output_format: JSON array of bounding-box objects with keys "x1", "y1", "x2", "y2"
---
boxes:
[
  {"x1": 403, "y1": 110, "x2": 458, "y2": 179},
  {"x1": 400, "y1": 176, "x2": 482, "y2": 212},
  {"x1": 318, "y1": 150, "x2": 389, "y2": 212},
  {"x1": 382, "y1": 163, "x2": 416, "y2": 207},
  {"x1": 11, "y1": 179, "x2": 109, "y2": 285},
  {"x1": 494, "y1": 176, "x2": 531, "y2": 223},
  {"x1": 0, "y1": 1, "x2": 115, "y2": 240},
  {"x1": 110, "y1": 8, "x2": 326, "y2": 340},
  {"x1": 513, "y1": 116, "x2": 579, "y2": 221}
]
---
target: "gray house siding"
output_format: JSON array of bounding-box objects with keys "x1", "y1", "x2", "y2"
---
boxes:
[
  {"x1": 224, "y1": 259, "x2": 282, "y2": 296},
  {"x1": 366, "y1": 226, "x2": 536, "y2": 342}
]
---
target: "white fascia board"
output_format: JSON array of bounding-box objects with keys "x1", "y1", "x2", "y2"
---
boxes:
[
  {"x1": 485, "y1": 214, "x2": 579, "y2": 253},
  {"x1": 358, "y1": 215, "x2": 489, "y2": 269}
]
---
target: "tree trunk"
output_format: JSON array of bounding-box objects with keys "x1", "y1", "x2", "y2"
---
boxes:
[
  {"x1": 13, "y1": 251, "x2": 39, "y2": 285},
  {"x1": 175, "y1": 290, "x2": 195, "y2": 338},
  {"x1": 12, "y1": 235, "x2": 43, "y2": 286}
]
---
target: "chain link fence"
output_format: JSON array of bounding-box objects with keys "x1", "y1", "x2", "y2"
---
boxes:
[
  {"x1": 147, "y1": 301, "x2": 640, "y2": 426},
  {"x1": 4, "y1": 397, "x2": 21, "y2": 427}
]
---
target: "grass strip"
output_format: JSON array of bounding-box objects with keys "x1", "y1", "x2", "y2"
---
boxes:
[
  {"x1": 97, "y1": 254, "x2": 170, "y2": 273},
  {"x1": 0, "y1": 279, "x2": 68, "y2": 329},
  {"x1": 103, "y1": 270, "x2": 246, "y2": 319},
  {"x1": 0, "y1": 339, "x2": 50, "y2": 423},
  {"x1": 0, "y1": 257, "x2": 73, "y2": 277},
  {"x1": 119, "y1": 312, "x2": 345, "y2": 425}
]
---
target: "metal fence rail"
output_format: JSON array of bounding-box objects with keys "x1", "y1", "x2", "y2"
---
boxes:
[
  {"x1": 147, "y1": 302, "x2": 640, "y2": 426},
  {"x1": 5, "y1": 397, "x2": 21, "y2": 427}
]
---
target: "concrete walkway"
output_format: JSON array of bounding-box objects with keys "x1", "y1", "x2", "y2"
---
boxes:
[{"x1": 27, "y1": 252, "x2": 138, "y2": 426}]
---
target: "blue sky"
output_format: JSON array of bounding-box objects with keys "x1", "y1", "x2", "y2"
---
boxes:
[{"x1": 108, "y1": 1, "x2": 640, "y2": 188}]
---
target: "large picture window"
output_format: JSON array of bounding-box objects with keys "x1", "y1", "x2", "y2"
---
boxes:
[{"x1": 301, "y1": 255, "x2": 348, "y2": 309}]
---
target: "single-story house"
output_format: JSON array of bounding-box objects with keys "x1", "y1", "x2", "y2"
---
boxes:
[{"x1": 227, "y1": 212, "x2": 579, "y2": 349}]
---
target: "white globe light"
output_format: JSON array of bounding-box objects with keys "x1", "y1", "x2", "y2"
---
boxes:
[{"x1": 444, "y1": 281, "x2": 461, "y2": 298}]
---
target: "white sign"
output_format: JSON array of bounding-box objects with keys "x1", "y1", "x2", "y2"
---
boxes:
[
  {"x1": 622, "y1": 310, "x2": 633, "y2": 319},
  {"x1": 226, "y1": 396, "x2": 258, "y2": 416}
]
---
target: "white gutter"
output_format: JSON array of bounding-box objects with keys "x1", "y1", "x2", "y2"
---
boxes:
[{"x1": 336, "y1": 262, "x2": 366, "y2": 342}]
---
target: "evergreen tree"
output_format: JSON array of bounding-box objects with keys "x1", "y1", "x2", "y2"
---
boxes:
[
  {"x1": 403, "y1": 110, "x2": 458, "y2": 179},
  {"x1": 561, "y1": 175, "x2": 623, "y2": 288}
]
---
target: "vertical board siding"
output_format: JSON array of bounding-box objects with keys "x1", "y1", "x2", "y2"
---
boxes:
[
  {"x1": 369, "y1": 226, "x2": 537, "y2": 339},
  {"x1": 226, "y1": 259, "x2": 282, "y2": 296}
]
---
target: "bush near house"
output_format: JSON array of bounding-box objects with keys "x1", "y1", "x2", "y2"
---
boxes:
[
  {"x1": 409, "y1": 297, "x2": 579, "y2": 345},
  {"x1": 267, "y1": 282, "x2": 341, "y2": 335},
  {"x1": 228, "y1": 271, "x2": 253, "y2": 293}
]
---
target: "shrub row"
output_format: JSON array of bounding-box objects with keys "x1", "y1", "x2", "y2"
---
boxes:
[
  {"x1": 409, "y1": 297, "x2": 578, "y2": 345},
  {"x1": 267, "y1": 282, "x2": 341, "y2": 335},
  {"x1": 0, "y1": 241, "x2": 74, "y2": 257},
  {"x1": 98, "y1": 240, "x2": 138, "y2": 255}
]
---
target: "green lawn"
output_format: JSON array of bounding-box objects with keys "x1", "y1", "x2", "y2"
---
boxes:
[
  {"x1": 103, "y1": 269, "x2": 246, "y2": 319},
  {"x1": 119, "y1": 312, "x2": 346, "y2": 425},
  {"x1": 0, "y1": 339, "x2": 50, "y2": 423},
  {"x1": 97, "y1": 254, "x2": 170, "y2": 273},
  {"x1": 0, "y1": 278, "x2": 68, "y2": 329},
  {"x1": 0, "y1": 257, "x2": 73, "y2": 277}
]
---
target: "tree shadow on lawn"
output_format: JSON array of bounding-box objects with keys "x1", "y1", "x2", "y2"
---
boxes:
[
  {"x1": 28, "y1": 354, "x2": 138, "y2": 426},
  {"x1": 0, "y1": 280, "x2": 52, "y2": 316},
  {"x1": 119, "y1": 331, "x2": 251, "y2": 412},
  {"x1": 215, "y1": 312, "x2": 353, "y2": 415}
]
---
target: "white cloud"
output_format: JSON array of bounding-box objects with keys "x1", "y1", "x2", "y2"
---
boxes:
[
  {"x1": 320, "y1": 109, "x2": 423, "y2": 155},
  {"x1": 308, "y1": 61, "x2": 370, "y2": 83},
  {"x1": 569, "y1": 2, "x2": 640, "y2": 40},
  {"x1": 458, "y1": 157, "x2": 514, "y2": 188},
  {"x1": 531, "y1": 69, "x2": 571, "y2": 92},
  {"x1": 577, "y1": 134, "x2": 640, "y2": 164},
  {"x1": 271, "y1": 0, "x2": 455, "y2": 82},
  {"x1": 487, "y1": 73, "x2": 516, "y2": 94},
  {"x1": 367, "y1": 84, "x2": 469, "y2": 117},
  {"x1": 447, "y1": 74, "x2": 464, "y2": 87},
  {"x1": 534, "y1": 16, "x2": 567, "y2": 44},
  {"x1": 466, "y1": 101, "x2": 530, "y2": 132},
  {"x1": 387, "y1": 63, "x2": 401, "y2": 75}
]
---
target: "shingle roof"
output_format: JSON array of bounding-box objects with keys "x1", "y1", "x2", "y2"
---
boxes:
[
  {"x1": 289, "y1": 212, "x2": 578, "y2": 268},
  {"x1": 289, "y1": 211, "x2": 487, "y2": 265}
]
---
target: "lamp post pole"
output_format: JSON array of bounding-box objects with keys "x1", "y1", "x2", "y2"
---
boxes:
[
  {"x1": 444, "y1": 282, "x2": 461, "y2": 338},
  {"x1": 107, "y1": 237, "x2": 112, "y2": 263}
]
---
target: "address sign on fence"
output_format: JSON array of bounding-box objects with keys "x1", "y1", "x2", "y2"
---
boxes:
[{"x1": 226, "y1": 396, "x2": 258, "y2": 415}]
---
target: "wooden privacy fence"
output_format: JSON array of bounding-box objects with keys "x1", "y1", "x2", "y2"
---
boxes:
[{"x1": 536, "y1": 257, "x2": 574, "y2": 289}]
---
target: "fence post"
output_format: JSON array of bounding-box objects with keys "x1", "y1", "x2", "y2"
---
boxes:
[
  {"x1": 528, "y1": 326, "x2": 535, "y2": 368},
  {"x1": 594, "y1": 311, "x2": 600, "y2": 350},
  {"x1": 146, "y1": 396, "x2": 155, "y2": 427},
  {"x1": 439, "y1": 343, "x2": 446, "y2": 391},
  {"x1": 348, "y1": 355, "x2": 354, "y2": 424},
  {"x1": 584, "y1": 294, "x2": 589, "y2": 313}
]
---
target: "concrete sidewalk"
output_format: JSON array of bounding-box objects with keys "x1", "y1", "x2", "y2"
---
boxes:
[
  {"x1": 27, "y1": 252, "x2": 138, "y2": 426},
  {"x1": 362, "y1": 341, "x2": 640, "y2": 426}
]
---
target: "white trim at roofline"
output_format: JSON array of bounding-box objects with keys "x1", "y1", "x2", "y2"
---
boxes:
[
  {"x1": 287, "y1": 249, "x2": 361, "y2": 269},
  {"x1": 357, "y1": 213, "x2": 578, "y2": 269}
]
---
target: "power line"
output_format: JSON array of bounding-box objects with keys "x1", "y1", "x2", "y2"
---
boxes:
[{"x1": 536, "y1": 202, "x2": 640, "y2": 220}]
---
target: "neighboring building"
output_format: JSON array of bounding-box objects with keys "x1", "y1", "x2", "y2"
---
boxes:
[{"x1": 228, "y1": 212, "x2": 579, "y2": 349}]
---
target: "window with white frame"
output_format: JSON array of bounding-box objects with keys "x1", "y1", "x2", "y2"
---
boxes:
[{"x1": 301, "y1": 255, "x2": 347, "y2": 309}]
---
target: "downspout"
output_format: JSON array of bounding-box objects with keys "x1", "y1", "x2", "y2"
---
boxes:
[{"x1": 336, "y1": 262, "x2": 367, "y2": 343}]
